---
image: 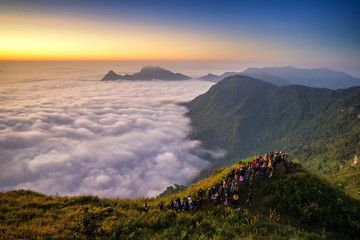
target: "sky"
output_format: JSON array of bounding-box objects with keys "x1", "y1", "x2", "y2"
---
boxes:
[{"x1": 1, "y1": 0, "x2": 360, "y2": 75}]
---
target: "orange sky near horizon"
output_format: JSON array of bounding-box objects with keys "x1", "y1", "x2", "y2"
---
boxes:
[
  {"x1": 0, "y1": 13, "x2": 302, "y2": 64},
  {"x1": 1, "y1": 0, "x2": 359, "y2": 78},
  {"x1": 0, "y1": 14, "x2": 253, "y2": 61}
]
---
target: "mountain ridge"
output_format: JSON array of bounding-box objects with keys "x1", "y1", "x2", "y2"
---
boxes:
[
  {"x1": 199, "y1": 66, "x2": 360, "y2": 89},
  {"x1": 242, "y1": 66, "x2": 360, "y2": 89},
  {"x1": 101, "y1": 65, "x2": 191, "y2": 81}
]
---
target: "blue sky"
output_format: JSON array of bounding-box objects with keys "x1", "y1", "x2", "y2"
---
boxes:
[{"x1": 1, "y1": 0, "x2": 360, "y2": 76}]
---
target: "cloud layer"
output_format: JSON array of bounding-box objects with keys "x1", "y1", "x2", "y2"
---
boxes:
[{"x1": 0, "y1": 79, "x2": 216, "y2": 198}]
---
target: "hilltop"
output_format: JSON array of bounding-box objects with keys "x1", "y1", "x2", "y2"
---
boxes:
[
  {"x1": 1, "y1": 156, "x2": 359, "y2": 239},
  {"x1": 187, "y1": 75, "x2": 360, "y2": 174},
  {"x1": 101, "y1": 66, "x2": 191, "y2": 81},
  {"x1": 199, "y1": 72, "x2": 238, "y2": 82},
  {"x1": 199, "y1": 71, "x2": 291, "y2": 87}
]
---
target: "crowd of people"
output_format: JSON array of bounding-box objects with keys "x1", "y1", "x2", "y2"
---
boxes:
[{"x1": 144, "y1": 151, "x2": 289, "y2": 213}]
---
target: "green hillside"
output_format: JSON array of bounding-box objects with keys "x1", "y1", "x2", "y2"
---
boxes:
[
  {"x1": 291, "y1": 127, "x2": 360, "y2": 174},
  {"x1": 1, "y1": 158, "x2": 359, "y2": 239},
  {"x1": 187, "y1": 75, "x2": 360, "y2": 173},
  {"x1": 326, "y1": 155, "x2": 360, "y2": 200}
]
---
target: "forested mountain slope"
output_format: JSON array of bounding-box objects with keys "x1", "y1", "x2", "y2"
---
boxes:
[{"x1": 187, "y1": 75, "x2": 360, "y2": 172}]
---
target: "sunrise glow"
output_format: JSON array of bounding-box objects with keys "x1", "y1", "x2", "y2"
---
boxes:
[
  {"x1": 0, "y1": 1, "x2": 359, "y2": 76},
  {"x1": 0, "y1": 14, "x2": 259, "y2": 61}
]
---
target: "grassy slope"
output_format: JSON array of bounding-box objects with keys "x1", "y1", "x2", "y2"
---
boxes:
[
  {"x1": 291, "y1": 126, "x2": 360, "y2": 173},
  {"x1": 1, "y1": 158, "x2": 359, "y2": 240},
  {"x1": 325, "y1": 156, "x2": 360, "y2": 200}
]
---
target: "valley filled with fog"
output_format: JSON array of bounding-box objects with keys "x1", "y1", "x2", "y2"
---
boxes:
[{"x1": 0, "y1": 65, "x2": 219, "y2": 198}]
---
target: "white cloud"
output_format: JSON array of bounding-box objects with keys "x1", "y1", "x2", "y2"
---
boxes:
[{"x1": 0, "y1": 78, "x2": 220, "y2": 198}]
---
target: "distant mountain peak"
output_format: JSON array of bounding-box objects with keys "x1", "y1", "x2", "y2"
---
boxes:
[
  {"x1": 199, "y1": 72, "x2": 238, "y2": 82},
  {"x1": 199, "y1": 70, "x2": 291, "y2": 87},
  {"x1": 101, "y1": 66, "x2": 191, "y2": 81},
  {"x1": 139, "y1": 65, "x2": 169, "y2": 73},
  {"x1": 101, "y1": 70, "x2": 120, "y2": 81},
  {"x1": 203, "y1": 73, "x2": 217, "y2": 77},
  {"x1": 141, "y1": 65, "x2": 163, "y2": 70}
]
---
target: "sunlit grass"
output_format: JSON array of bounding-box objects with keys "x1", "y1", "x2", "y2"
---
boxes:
[{"x1": 1, "y1": 158, "x2": 359, "y2": 239}]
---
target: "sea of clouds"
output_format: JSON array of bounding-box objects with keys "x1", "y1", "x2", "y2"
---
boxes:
[{"x1": 0, "y1": 77, "x2": 222, "y2": 198}]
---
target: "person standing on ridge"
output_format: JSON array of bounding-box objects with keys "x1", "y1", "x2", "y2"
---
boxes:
[
  {"x1": 248, "y1": 167, "x2": 253, "y2": 179},
  {"x1": 198, "y1": 188, "x2": 203, "y2": 197},
  {"x1": 143, "y1": 202, "x2": 149, "y2": 213},
  {"x1": 240, "y1": 166, "x2": 245, "y2": 182},
  {"x1": 245, "y1": 192, "x2": 253, "y2": 208},
  {"x1": 208, "y1": 187, "x2": 212, "y2": 200},
  {"x1": 158, "y1": 201, "x2": 164, "y2": 211}
]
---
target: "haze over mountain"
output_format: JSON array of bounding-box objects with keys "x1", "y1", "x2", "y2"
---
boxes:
[
  {"x1": 199, "y1": 72, "x2": 238, "y2": 82},
  {"x1": 187, "y1": 75, "x2": 360, "y2": 172},
  {"x1": 242, "y1": 66, "x2": 360, "y2": 89},
  {"x1": 199, "y1": 71, "x2": 291, "y2": 87},
  {"x1": 101, "y1": 65, "x2": 191, "y2": 81},
  {"x1": 199, "y1": 66, "x2": 360, "y2": 89}
]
